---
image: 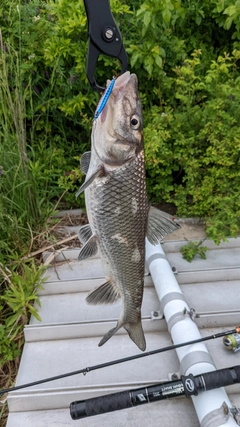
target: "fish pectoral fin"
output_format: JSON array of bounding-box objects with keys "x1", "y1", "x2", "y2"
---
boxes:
[
  {"x1": 78, "y1": 224, "x2": 93, "y2": 244},
  {"x1": 80, "y1": 151, "x2": 91, "y2": 175},
  {"x1": 76, "y1": 165, "x2": 105, "y2": 198},
  {"x1": 86, "y1": 280, "x2": 121, "y2": 305},
  {"x1": 147, "y1": 206, "x2": 181, "y2": 245},
  {"x1": 124, "y1": 322, "x2": 146, "y2": 352},
  {"x1": 78, "y1": 235, "x2": 98, "y2": 261}
]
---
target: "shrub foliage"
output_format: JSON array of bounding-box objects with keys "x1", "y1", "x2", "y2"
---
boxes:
[{"x1": 1, "y1": 0, "x2": 240, "y2": 245}]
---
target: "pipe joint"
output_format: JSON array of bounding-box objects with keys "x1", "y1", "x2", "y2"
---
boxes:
[
  {"x1": 200, "y1": 401, "x2": 237, "y2": 427},
  {"x1": 167, "y1": 310, "x2": 186, "y2": 332},
  {"x1": 180, "y1": 351, "x2": 215, "y2": 376},
  {"x1": 183, "y1": 307, "x2": 199, "y2": 322},
  {"x1": 168, "y1": 307, "x2": 199, "y2": 333}
]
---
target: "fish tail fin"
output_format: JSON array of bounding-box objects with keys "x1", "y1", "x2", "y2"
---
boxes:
[
  {"x1": 98, "y1": 323, "x2": 122, "y2": 347},
  {"x1": 124, "y1": 322, "x2": 146, "y2": 352},
  {"x1": 98, "y1": 320, "x2": 146, "y2": 352}
]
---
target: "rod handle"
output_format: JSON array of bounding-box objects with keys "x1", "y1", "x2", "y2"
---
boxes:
[
  {"x1": 70, "y1": 390, "x2": 132, "y2": 420},
  {"x1": 201, "y1": 366, "x2": 240, "y2": 391}
]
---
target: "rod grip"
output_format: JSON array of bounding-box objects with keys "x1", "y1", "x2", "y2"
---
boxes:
[
  {"x1": 202, "y1": 366, "x2": 240, "y2": 390},
  {"x1": 70, "y1": 390, "x2": 132, "y2": 420}
]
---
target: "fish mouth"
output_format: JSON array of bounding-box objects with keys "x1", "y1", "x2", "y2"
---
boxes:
[
  {"x1": 111, "y1": 72, "x2": 138, "y2": 102},
  {"x1": 111, "y1": 72, "x2": 131, "y2": 100}
]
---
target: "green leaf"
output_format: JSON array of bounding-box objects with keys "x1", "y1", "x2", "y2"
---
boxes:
[
  {"x1": 224, "y1": 16, "x2": 234, "y2": 30},
  {"x1": 27, "y1": 304, "x2": 42, "y2": 321},
  {"x1": 130, "y1": 50, "x2": 141, "y2": 68},
  {"x1": 224, "y1": 5, "x2": 237, "y2": 17},
  {"x1": 155, "y1": 55, "x2": 163, "y2": 68},
  {"x1": 143, "y1": 11, "x2": 152, "y2": 29},
  {"x1": 144, "y1": 57, "x2": 154, "y2": 76},
  {"x1": 162, "y1": 8, "x2": 172, "y2": 25}
]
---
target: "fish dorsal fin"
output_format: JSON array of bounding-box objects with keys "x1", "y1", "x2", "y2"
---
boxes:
[
  {"x1": 78, "y1": 224, "x2": 92, "y2": 244},
  {"x1": 147, "y1": 206, "x2": 180, "y2": 245},
  {"x1": 78, "y1": 235, "x2": 98, "y2": 261},
  {"x1": 80, "y1": 151, "x2": 91, "y2": 175},
  {"x1": 86, "y1": 280, "x2": 121, "y2": 305},
  {"x1": 76, "y1": 165, "x2": 105, "y2": 198}
]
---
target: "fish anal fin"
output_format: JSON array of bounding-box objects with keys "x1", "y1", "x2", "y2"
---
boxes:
[
  {"x1": 78, "y1": 235, "x2": 98, "y2": 261},
  {"x1": 76, "y1": 165, "x2": 105, "y2": 198},
  {"x1": 124, "y1": 322, "x2": 146, "y2": 351},
  {"x1": 78, "y1": 224, "x2": 92, "y2": 244},
  {"x1": 86, "y1": 280, "x2": 121, "y2": 305},
  {"x1": 80, "y1": 151, "x2": 91, "y2": 175},
  {"x1": 147, "y1": 206, "x2": 181, "y2": 245}
]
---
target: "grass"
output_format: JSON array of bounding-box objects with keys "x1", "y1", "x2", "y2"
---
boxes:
[
  {"x1": 0, "y1": 31, "x2": 40, "y2": 255},
  {"x1": 0, "y1": 31, "x2": 59, "y2": 426},
  {"x1": 0, "y1": 29, "x2": 84, "y2": 427}
]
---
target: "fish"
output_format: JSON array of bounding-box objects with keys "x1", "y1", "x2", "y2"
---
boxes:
[{"x1": 76, "y1": 71, "x2": 180, "y2": 351}]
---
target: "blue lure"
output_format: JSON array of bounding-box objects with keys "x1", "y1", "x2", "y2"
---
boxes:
[{"x1": 94, "y1": 78, "x2": 116, "y2": 120}]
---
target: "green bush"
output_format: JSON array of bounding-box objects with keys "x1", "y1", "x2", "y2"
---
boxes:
[
  {"x1": 144, "y1": 49, "x2": 240, "y2": 242},
  {"x1": 0, "y1": 0, "x2": 240, "y2": 247},
  {"x1": 180, "y1": 240, "x2": 209, "y2": 262},
  {"x1": 0, "y1": 261, "x2": 45, "y2": 367}
]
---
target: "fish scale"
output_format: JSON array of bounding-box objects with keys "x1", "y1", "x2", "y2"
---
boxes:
[{"x1": 89, "y1": 151, "x2": 148, "y2": 285}]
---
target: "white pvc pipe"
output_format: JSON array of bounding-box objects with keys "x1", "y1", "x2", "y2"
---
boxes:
[{"x1": 146, "y1": 239, "x2": 236, "y2": 426}]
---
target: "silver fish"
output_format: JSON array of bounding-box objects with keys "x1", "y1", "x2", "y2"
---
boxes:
[{"x1": 77, "y1": 72, "x2": 180, "y2": 351}]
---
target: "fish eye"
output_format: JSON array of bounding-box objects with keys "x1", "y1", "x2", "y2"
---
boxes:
[{"x1": 130, "y1": 115, "x2": 141, "y2": 130}]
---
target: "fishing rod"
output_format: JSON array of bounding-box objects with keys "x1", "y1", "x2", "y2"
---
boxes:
[
  {"x1": 0, "y1": 326, "x2": 239, "y2": 396},
  {"x1": 70, "y1": 365, "x2": 240, "y2": 420}
]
